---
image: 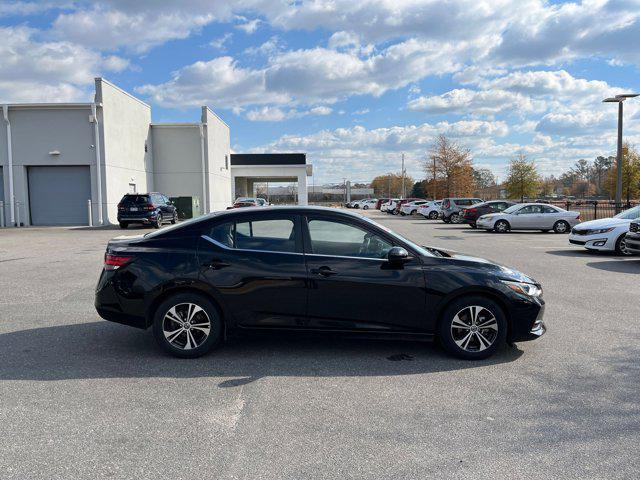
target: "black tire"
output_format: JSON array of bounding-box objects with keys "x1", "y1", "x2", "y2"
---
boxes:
[
  {"x1": 438, "y1": 295, "x2": 507, "y2": 360},
  {"x1": 443, "y1": 216, "x2": 451, "y2": 224},
  {"x1": 119, "y1": 222, "x2": 128, "y2": 229},
  {"x1": 171, "y1": 213, "x2": 177, "y2": 225},
  {"x1": 469, "y1": 223, "x2": 477, "y2": 229},
  {"x1": 450, "y1": 213, "x2": 461, "y2": 224},
  {"x1": 615, "y1": 234, "x2": 632, "y2": 255},
  {"x1": 152, "y1": 216, "x2": 161, "y2": 229},
  {"x1": 410, "y1": 209, "x2": 417, "y2": 215},
  {"x1": 553, "y1": 220, "x2": 570, "y2": 234},
  {"x1": 152, "y1": 292, "x2": 223, "y2": 358},
  {"x1": 494, "y1": 220, "x2": 510, "y2": 233},
  {"x1": 400, "y1": 211, "x2": 406, "y2": 216},
  {"x1": 363, "y1": 205, "x2": 369, "y2": 210},
  {"x1": 428, "y1": 211, "x2": 438, "y2": 219}
]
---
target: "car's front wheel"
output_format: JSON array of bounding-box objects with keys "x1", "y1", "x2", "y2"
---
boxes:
[
  {"x1": 152, "y1": 293, "x2": 223, "y2": 358},
  {"x1": 494, "y1": 220, "x2": 510, "y2": 233},
  {"x1": 553, "y1": 220, "x2": 570, "y2": 234},
  {"x1": 450, "y1": 213, "x2": 461, "y2": 223},
  {"x1": 615, "y1": 234, "x2": 632, "y2": 255},
  {"x1": 428, "y1": 211, "x2": 438, "y2": 219},
  {"x1": 438, "y1": 296, "x2": 507, "y2": 360}
]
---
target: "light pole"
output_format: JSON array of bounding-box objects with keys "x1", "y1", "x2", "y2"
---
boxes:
[
  {"x1": 401, "y1": 153, "x2": 405, "y2": 199},
  {"x1": 603, "y1": 93, "x2": 639, "y2": 211}
]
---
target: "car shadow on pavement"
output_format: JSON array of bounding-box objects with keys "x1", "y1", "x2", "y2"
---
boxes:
[
  {"x1": 0, "y1": 322, "x2": 523, "y2": 386},
  {"x1": 585, "y1": 260, "x2": 640, "y2": 274},
  {"x1": 546, "y1": 249, "x2": 614, "y2": 258}
]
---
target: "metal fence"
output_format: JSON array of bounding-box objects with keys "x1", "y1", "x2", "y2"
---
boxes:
[{"x1": 548, "y1": 201, "x2": 639, "y2": 221}]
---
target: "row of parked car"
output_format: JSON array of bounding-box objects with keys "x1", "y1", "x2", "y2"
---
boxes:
[{"x1": 354, "y1": 196, "x2": 640, "y2": 255}]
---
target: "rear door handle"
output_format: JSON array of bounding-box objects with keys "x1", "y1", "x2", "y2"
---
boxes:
[
  {"x1": 202, "y1": 260, "x2": 230, "y2": 270},
  {"x1": 311, "y1": 266, "x2": 338, "y2": 277}
]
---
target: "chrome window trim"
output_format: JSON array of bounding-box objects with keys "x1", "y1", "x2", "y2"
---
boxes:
[
  {"x1": 201, "y1": 234, "x2": 304, "y2": 256},
  {"x1": 201, "y1": 235, "x2": 390, "y2": 261}
]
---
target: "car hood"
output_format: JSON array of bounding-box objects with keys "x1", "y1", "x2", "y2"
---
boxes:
[
  {"x1": 574, "y1": 217, "x2": 630, "y2": 229},
  {"x1": 422, "y1": 245, "x2": 539, "y2": 284}
]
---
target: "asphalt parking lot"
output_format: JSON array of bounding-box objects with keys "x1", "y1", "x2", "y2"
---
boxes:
[{"x1": 1, "y1": 213, "x2": 638, "y2": 480}]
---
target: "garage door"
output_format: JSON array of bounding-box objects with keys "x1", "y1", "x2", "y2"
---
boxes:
[{"x1": 28, "y1": 166, "x2": 91, "y2": 226}]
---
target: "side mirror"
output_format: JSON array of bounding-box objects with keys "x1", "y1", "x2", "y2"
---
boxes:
[{"x1": 387, "y1": 246, "x2": 411, "y2": 265}]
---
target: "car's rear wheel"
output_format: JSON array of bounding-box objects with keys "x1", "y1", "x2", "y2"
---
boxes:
[
  {"x1": 410, "y1": 209, "x2": 417, "y2": 215},
  {"x1": 363, "y1": 205, "x2": 369, "y2": 210},
  {"x1": 171, "y1": 213, "x2": 177, "y2": 225},
  {"x1": 615, "y1": 234, "x2": 631, "y2": 255},
  {"x1": 152, "y1": 293, "x2": 223, "y2": 358},
  {"x1": 428, "y1": 211, "x2": 438, "y2": 219},
  {"x1": 494, "y1": 220, "x2": 510, "y2": 233},
  {"x1": 438, "y1": 296, "x2": 507, "y2": 360},
  {"x1": 450, "y1": 213, "x2": 461, "y2": 223},
  {"x1": 469, "y1": 223, "x2": 477, "y2": 229},
  {"x1": 443, "y1": 216, "x2": 451, "y2": 223},
  {"x1": 119, "y1": 222, "x2": 128, "y2": 229},
  {"x1": 553, "y1": 220, "x2": 570, "y2": 234}
]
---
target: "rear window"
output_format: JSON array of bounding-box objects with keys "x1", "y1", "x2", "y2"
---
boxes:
[{"x1": 121, "y1": 195, "x2": 150, "y2": 204}]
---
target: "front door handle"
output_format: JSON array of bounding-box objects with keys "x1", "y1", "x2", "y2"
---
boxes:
[
  {"x1": 202, "y1": 260, "x2": 230, "y2": 270},
  {"x1": 311, "y1": 266, "x2": 338, "y2": 277}
]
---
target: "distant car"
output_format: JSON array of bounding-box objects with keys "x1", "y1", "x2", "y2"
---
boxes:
[
  {"x1": 227, "y1": 198, "x2": 266, "y2": 209},
  {"x1": 441, "y1": 198, "x2": 483, "y2": 223},
  {"x1": 569, "y1": 205, "x2": 640, "y2": 255},
  {"x1": 117, "y1": 193, "x2": 177, "y2": 229},
  {"x1": 400, "y1": 200, "x2": 429, "y2": 216},
  {"x1": 624, "y1": 220, "x2": 640, "y2": 255},
  {"x1": 345, "y1": 200, "x2": 359, "y2": 208},
  {"x1": 392, "y1": 198, "x2": 424, "y2": 215},
  {"x1": 417, "y1": 201, "x2": 442, "y2": 219},
  {"x1": 375, "y1": 198, "x2": 390, "y2": 210},
  {"x1": 381, "y1": 199, "x2": 399, "y2": 213},
  {"x1": 358, "y1": 199, "x2": 378, "y2": 210},
  {"x1": 477, "y1": 203, "x2": 580, "y2": 233},
  {"x1": 462, "y1": 201, "x2": 516, "y2": 228}
]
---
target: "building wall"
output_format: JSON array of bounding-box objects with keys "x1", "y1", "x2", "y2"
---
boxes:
[
  {"x1": 0, "y1": 106, "x2": 94, "y2": 225},
  {"x1": 0, "y1": 109, "x2": 8, "y2": 223},
  {"x1": 95, "y1": 78, "x2": 153, "y2": 224},
  {"x1": 202, "y1": 107, "x2": 232, "y2": 212},
  {"x1": 151, "y1": 125, "x2": 204, "y2": 203}
]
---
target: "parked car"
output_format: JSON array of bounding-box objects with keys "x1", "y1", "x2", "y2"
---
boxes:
[
  {"x1": 227, "y1": 197, "x2": 266, "y2": 209},
  {"x1": 358, "y1": 199, "x2": 378, "y2": 210},
  {"x1": 392, "y1": 198, "x2": 424, "y2": 215},
  {"x1": 441, "y1": 198, "x2": 483, "y2": 223},
  {"x1": 400, "y1": 200, "x2": 429, "y2": 216},
  {"x1": 462, "y1": 201, "x2": 516, "y2": 228},
  {"x1": 417, "y1": 201, "x2": 442, "y2": 219},
  {"x1": 117, "y1": 193, "x2": 177, "y2": 229},
  {"x1": 345, "y1": 200, "x2": 359, "y2": 208},
  {"x1": 375, "y1": 198, "x2": 390, "y2": 210},
  {"x1": 624, "y1": 220, "x2": 640, "y2": 255},
  {"x1": 569, "y1": 205, "x2": 640, "y2": 255},
  {"x1": 95, "y1": 206, "x2": 545, "y2": 360},
  {"x1": 381, "y1": 199, "x2": 399, "y2": 213},
  {"x1": 476, "y1": 203, "x2": 580, "y2": 233}
]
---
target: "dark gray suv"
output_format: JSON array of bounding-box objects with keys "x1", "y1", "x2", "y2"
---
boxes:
[
  {"x1": 117, "y1": 193, "x2": 178, "y2": 229},
  {"x1": 441, "y1": 198, "x2": 483, "y2": 223}
]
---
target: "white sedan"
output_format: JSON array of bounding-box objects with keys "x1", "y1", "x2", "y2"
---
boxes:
[
  {"x1": 477, "y1": 203, "x2": 581, "y2": 233},
  {"x1": 418, "y1": 201, "x2": 442, "y2": 219},
  {"x1": 400, "y1": 200, "x2": 429, "y2": 215},
  {"x1": 382, "y1": 199, "x2": 398, "y2": 213},
  {"x1": 358, "y1": 199, "x2": 378, "y2": 210},
  {"x1": 568, "y1": 205, "x2": 640, "y2": 255}
]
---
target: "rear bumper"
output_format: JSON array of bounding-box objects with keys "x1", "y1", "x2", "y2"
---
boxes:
[
  {"x1": 117, "y1": 212, "x2": 157, "y2": 223},
  {"x1": 95, "y1": 270, "x2": 148, "y2": 329}
]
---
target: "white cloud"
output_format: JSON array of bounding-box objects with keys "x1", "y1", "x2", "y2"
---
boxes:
[
  {"x1": 0, "y1": 25, "x2": 127, "y2": 102},
  {"x1": 235, "y1": 18, "x2": 261, "y2": 34},
  {"x1": 245, "y1": 105, "x2": 332, "y2": 121},
  {"x1": 407, "y1": 88, "x2": 542, "y2": 115},
  {"x1": 209, "y1": 33, "x2": 233, "y2": 51}
]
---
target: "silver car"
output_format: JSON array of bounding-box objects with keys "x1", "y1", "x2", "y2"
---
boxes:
[{"x1": 476, "y1": 203, "x2": 581, "y2": 233}]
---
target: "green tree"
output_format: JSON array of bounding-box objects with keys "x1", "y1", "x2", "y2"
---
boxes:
[
  {"x1": 472, "y1": 167, "x2": 496, "y2": 198},
  {"x1": 604, "y1": 144, "x2": 640, "y2": 203},
  {"x1": 410, "y1": 180, "x2": 426, "y2": 198},
  {"x1": 504, "y1": 154, "x2": 541, "y2": 202}
]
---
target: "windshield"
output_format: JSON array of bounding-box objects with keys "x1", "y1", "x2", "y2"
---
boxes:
[
  {"x1": 361, "y1": 215, "x2": 435, "y2": 257},
  {"x1": 503, "y1": 204, "x2": 521, "y2": 214},
  {"x1": 615, "y1": 205, "x2": 640, "y2": 219}
]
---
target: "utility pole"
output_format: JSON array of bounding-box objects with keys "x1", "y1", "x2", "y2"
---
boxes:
[
  {"x1": 401, "y1": 153, "x2": 405, "y2": 199},
  {"x1": 603, "y1": 93, "x2": 638, "y2": 212},
  {"x1": 388, "y1": 175, "x2": 391, "y2": 200},
  {"x1": 432, "y1": 155, "x2": 437, "y2": 200}
]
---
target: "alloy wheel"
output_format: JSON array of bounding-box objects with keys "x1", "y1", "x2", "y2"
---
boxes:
[
  {"x1": 450, "y1": 305, "x2": 499, "y2": 352},
  {"x1": 162, "y1": 303, "x2": 211, "y2": 350}
]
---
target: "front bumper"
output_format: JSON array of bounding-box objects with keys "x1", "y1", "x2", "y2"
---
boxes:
[
  {"x1": 568, "y1": 233, "x2": 614, "y2": 251},
  {"x1": 508, "y1": 296, "x2": 546, "y2": 342},
  {"x1": 476, "y1": 217, "x2": 493, "y2": 229}
]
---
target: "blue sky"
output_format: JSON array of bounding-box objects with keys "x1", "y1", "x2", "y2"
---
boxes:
[{"x1": 1, "y1": 0, "x2": 639, "y2": 184}]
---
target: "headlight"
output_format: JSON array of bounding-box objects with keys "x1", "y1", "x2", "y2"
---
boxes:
[
  {"x1": 479, "y1": 215, "x2": 492, "y2": 220},
  {"x1": 585, "y1": 227, "x2": 614, "y2": 235},
  {"x1": 501, "y1": 280, "x2": 543, "y2": 297}
]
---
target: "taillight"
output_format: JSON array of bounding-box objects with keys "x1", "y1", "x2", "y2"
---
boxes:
[
  {"x1": 468, "y1": 208, "x2": 477, "y2": 213},
  {"x1": 144, "y1": 204, "x2": 155, "y2": 211},
  {"x1": 104, "y1": 253, "x2": 133, "y2": 270},
  {"x1": 117, "y1": 203, "x2": 124, "y2": 211}
]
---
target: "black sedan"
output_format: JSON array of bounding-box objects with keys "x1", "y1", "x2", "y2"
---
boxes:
[
  {"x1": 96, "y1": 207, "x2": 545, "y2": 360},
  {"x1": 462, "y1": 200, "x2": 516, "y2": 228}
]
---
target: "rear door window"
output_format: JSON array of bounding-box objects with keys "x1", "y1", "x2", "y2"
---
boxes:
[{"x1": 235, "y1": 218, "x2": 298, "y2": 253}]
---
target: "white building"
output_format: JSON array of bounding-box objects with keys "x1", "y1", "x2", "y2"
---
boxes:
[{"x1": 0, "y1": 78, "x2": 312, "y2": 227}]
